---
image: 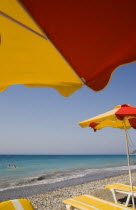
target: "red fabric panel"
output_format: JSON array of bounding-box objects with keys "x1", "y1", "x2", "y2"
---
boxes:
[
  {"x1": 19, "y1": 0, "x2": 136, "y2": 91},
  {"x1": 89, "y1": 122, "x2": 99, "y2": 132},
  {"x1": 129, "y1": 118, "x2": 136, "y2": 129},
  {"x1": 120, "y1": 104, "x2": 130, "y2": 108},
  {"x1": 115, "y1": 107, "x2": 136, "y2": 121}
]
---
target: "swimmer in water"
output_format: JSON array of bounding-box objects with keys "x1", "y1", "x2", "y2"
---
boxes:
[{"x1": 8, "y1": 164, "x2": 16, "y2": 168}]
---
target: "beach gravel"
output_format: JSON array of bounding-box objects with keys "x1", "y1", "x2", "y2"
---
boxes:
[{"x1": 26, "y1": 172, "x2": 136, "y2": 210}]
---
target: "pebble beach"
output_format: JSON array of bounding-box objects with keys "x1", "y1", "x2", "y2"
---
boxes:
[{"x1": 26, "y1": 172, "x2": 136, "y2": 210}]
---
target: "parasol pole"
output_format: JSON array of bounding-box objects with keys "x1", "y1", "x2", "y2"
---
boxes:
[{"x1": 123, "y1": 119, "x2": 135, "y2": 209}]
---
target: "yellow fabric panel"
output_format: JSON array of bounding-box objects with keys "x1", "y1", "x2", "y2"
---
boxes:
[
  {"x1": 64, "y1": 198, "x2": 92, "y2": 210},
  {"x1": 0, "y1": 1, "x2": 82, "y2": 97},
  {"x1": 106, "y1": 184, "x2": 136, "y2": 193},
  {"x1": 19, "y1": 199, "x2": 34, "y2": 209},
  {"x1": 0, "y1": 200, "x2": 15, "y2": 210},
  {"x1": 78, "y1": 108, "x2": 120, "y2": 128},
  {"x1": 0, "y1": 0, "x2": 42, "y2": 33},
  {"x1": 0, "y1": 199, "x2": 34, "y2": 210},
  {"x1": 63, "y1": 194, "x2": 133, "y2": 210},
  {"x1": 94, "y1": 119, "x2": 131, "y2": 130}
]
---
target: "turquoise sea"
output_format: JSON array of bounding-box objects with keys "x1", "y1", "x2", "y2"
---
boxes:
[{"x1": 0, "y1": 155, "x2": 136, "y2": 191}]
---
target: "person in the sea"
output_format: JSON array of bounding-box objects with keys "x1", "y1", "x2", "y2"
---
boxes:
[{"x1": 8, "y1": 164, "x2": 16, "y2": 168}]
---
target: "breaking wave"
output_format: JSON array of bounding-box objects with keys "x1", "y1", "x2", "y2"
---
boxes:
[{"x1": 0, "y1": 165, "x2": 136, "y2": 191}]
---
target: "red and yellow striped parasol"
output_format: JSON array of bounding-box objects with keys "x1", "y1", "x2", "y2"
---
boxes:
[{"x1": 79, "y1": 104, "x2": 136, "y2": 208}]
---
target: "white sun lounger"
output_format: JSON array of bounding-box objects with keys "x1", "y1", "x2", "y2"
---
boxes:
[
  {"x1": 63, "y1": 194, "x2": 134, "y2": 210},
  {"x1": 105, "y1": 183, "x2": 136, "y2": 206}
]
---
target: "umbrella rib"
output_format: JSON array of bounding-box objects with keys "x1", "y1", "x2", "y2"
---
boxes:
[{"x1": 0, "y1": 11, "x2": 47, "y2": 40}]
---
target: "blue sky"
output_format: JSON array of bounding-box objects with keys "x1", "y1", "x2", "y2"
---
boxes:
[{"x1": 0, "y1": 62, "x2": 136, "y2": 154}]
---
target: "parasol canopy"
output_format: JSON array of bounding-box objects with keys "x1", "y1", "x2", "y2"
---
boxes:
[
  {"x1": 1, "y1": 0, "x2": 136, "y2": 96},
  {"x1": 79, "y1": 104, "x2": 136, "y2": 131}
]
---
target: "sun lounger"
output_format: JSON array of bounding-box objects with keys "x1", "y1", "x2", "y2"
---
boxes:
[
  {"x1": 63, "y1": 194, "x2": 134, "y2": 210},
  {"x1": 105, "y1": 183, "x2": 136, "y2": 206},
  {"x1": 0, "y1": 199, "x2": 34, "y2": 210}
]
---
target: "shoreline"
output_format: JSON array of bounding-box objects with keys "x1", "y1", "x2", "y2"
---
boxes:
[
  {"x1": 28, "y1": 172, "x2": 136, "y2": 210},
  {"x1": 1, "y1": 171, "x2": 136, "y2": 209},
  {"x1": 0, "y1": 169, "x2": 130, "y2": 201},
  {"x1": 0, "y1": 165, "x2": 134, "y2": 193}
]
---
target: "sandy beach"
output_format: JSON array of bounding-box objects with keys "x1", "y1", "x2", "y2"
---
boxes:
[{"x1": 25, "y1": 171, "x2": 136, "y2": 210}]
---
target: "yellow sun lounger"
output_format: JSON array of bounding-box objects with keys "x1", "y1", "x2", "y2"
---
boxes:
[
  {"x1": 0, "y1": 199, "x2": 34, "y2": 210},
  {"x1": 63, "y1": 194, "x2": 134, "y2": 210},
  {"x1": 105, "y1": 183, "x2": 136, "y2": 207}
]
